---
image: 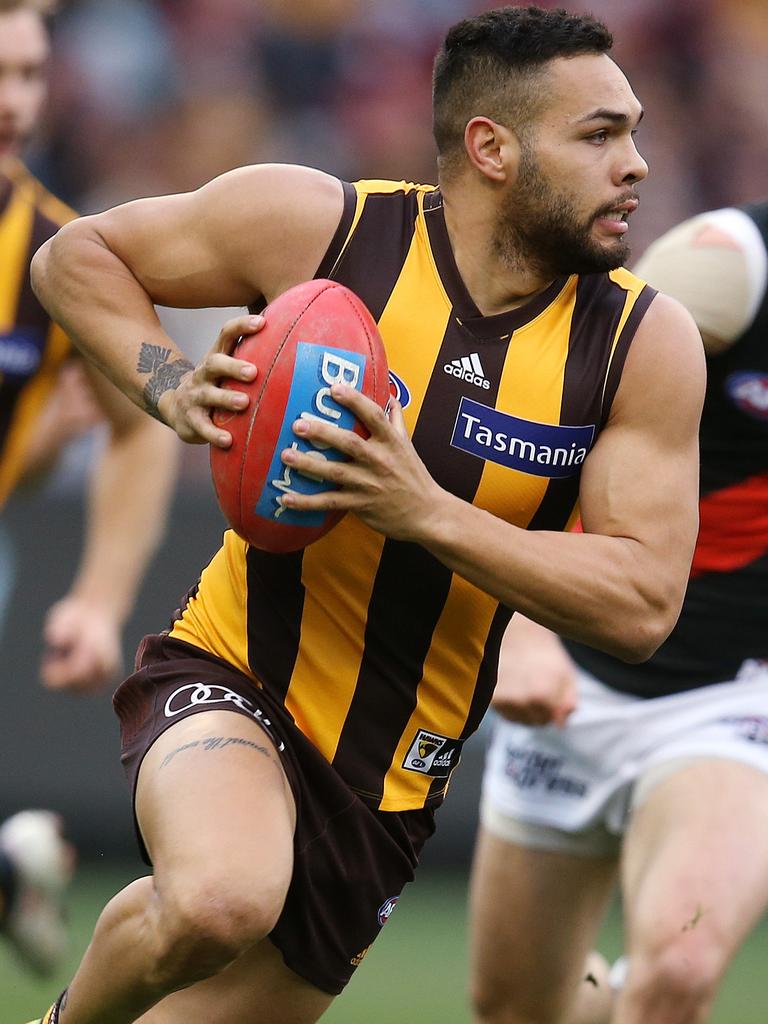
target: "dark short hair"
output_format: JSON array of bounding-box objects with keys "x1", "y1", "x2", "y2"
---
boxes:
[
  {"x1": 0, "y1": 0, "x2": 56, "y2": 15},
  {"x1": 433, "y1": 6, "x2": 613, "y2": 170}
]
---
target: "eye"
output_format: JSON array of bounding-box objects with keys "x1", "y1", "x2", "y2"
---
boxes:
[{"x1": 588, "y1": 129, "x2": 609, "y2": 144}]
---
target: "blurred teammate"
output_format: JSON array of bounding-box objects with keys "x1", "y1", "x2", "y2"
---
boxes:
[
  {"x1": 0, "y1": 0, "x2": 177, "y2": 979},
  {"x1": 30, "y1": 7, "x2": 704, "y2": 1023},
  {"x1": 470, "y1": 202, "x2": 768, "y2": 1024}
]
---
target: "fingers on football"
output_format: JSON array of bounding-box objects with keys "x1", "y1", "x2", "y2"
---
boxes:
[
  {"x1": 198, "y1": 351, "x2": 257, "y2": 385},
  {"x1": 330, "y1": 383, "x2": 392, "y2": 437},
  {"x1": 213, "y1": 314, "x2": 264, "y2": 355},
  {"x1": 180, "y1": 406, "x2": 234, "y2": 448},
  {"x1": 291, "y1": 417, "x2": 365, "y2": 460}
]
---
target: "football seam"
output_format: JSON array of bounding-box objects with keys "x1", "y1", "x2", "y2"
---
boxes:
[{"x1": 337, "y1": 287, "x2": 386, "y2": 411}]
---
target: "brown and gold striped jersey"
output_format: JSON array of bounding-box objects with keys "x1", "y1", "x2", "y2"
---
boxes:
[
  {"x1": 0, "y1": 160, "x2": 75, "y2": 509},
  {"x1": 170, "y1": 179, "x2": 656, "y2": 811}
]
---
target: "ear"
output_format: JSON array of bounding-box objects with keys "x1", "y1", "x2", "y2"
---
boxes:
[{"x1": 464, "y1": 117, "x2": 520, "y2": 183}]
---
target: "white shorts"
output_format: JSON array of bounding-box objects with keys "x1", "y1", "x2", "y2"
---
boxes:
[{"x1": 480, "y1": 660, "x2": 768, "y2": 857}]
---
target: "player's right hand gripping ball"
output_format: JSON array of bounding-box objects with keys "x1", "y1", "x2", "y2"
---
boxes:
[{"x1": 211, "y1": 279, "x2": 390, "y2": 553}]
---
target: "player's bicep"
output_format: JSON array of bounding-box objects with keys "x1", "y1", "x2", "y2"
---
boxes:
[
  {"x1": 91, "y1": 165, "x2": 346, "y2": 309},
  {"x1": 579, "y1": 294, "x2": 705, "y2": 590}
]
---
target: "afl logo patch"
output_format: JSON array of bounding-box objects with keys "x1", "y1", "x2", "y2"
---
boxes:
[
  {"x1": 388, "y1": 369, "x2": 411, "y2": 409},
  {"x1": 378, "y1": 895, "x2": 400, "y2": 925},
  {"x1": 725, "y1": 372, "x2": 768, "y2": 421}
]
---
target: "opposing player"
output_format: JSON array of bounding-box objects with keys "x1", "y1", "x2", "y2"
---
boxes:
[
  {"x1": 470, "y1": 201, "x2": 768, "y2": 1024},
  {"x1": 30, "y1": 7, "x2": 704, "y2": 1023},
  {"x1": 0, "y1": 0, "x2": 177, "y2": 978}
]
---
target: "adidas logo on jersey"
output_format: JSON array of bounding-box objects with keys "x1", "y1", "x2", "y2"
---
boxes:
[{"x1": 443, "y1": 352, "x2": 490, "y2": 390}]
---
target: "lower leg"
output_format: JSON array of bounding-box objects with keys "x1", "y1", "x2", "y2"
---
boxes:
[
  {"x1": 612, "y1": 759, "x2": 768, "y2": 1024},
  {"x1": 612, "y1": 942, "x2": 720, "y2": 1024},
  {"x1": 469, "y1": 827, "x2": 616, "y2": 1024},
  {"x1": 58, "y1": 876, "x2": 245, "y2": 1024}
]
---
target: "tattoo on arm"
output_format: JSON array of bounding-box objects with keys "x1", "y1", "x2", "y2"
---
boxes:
[
  {"x1": 136, "y1": 342, "x2": 194, "y2": 421},
  {"x1": 160, "y1": 735, "x2": 273, "y2": 769}
]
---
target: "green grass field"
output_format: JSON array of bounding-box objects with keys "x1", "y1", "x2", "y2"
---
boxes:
[{"x1": 2, "y1": 864, "x2": 765, "y2": 1021}]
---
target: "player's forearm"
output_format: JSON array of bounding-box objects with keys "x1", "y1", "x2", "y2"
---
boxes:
[
  {"x1": 70, "y1": 417, "x2": 178, "y2": 624},
  {"x1": 417, "y1": 492, "x2": 686, "y2": 662},
  {"x1": 31, "y1": 220, "x2": 192, "y2": 422}
]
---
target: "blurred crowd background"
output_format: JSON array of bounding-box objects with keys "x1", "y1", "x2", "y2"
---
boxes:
[{"x1": 33, "y1": 0, "x2": 768, "y2": 231}]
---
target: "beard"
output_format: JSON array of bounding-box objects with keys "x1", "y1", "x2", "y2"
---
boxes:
[{"x1": 494, "y1": 147, "x2": 634, "y2": 278}]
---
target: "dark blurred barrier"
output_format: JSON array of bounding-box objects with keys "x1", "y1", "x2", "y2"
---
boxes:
[{"x1": 0, "y1": 483, "x2": 484, "y2": 868}]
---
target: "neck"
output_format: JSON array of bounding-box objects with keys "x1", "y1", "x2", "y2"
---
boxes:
[{"x1": 440, "y1": 181, "x2": 556, "y2": 317}]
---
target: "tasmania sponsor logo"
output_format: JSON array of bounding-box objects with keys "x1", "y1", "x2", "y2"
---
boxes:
[
  {"x1": 378, "y1": 895, "x2": 400, "y2": 925},
  {"x1": 388, "y1": 369, "x2": 411, "y2": 409},
  {"x1": 451, "y1": 397, "x2": 595, "y2": 478},
  {"x1": 725, "y1": 371, "x2": 768, "y2": 421},
  {"x1": 402, "y1": 729, "x2": 463, "y2": 777},
  {"x1": 444, "y1": 351, "x2": 490, "y2": 390}
]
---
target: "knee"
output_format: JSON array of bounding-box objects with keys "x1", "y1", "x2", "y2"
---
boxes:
[
  {"x1": 626, "y1": 934, "x2": 724, "y2": 1020},
  {"x1": 149, "y1": 877, "x2": 286, "y2": 989},
  {"x1": 471, "y1": 976, "x2": 557, "y2": 1024}
]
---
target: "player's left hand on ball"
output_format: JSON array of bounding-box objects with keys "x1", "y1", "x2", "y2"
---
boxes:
[
  {"x1": 279, "y1": 383, "x2": 444, "y2": 541},
  {"x1": 40, "y1": 595, "x2": 123, "y2": 693},
  {"x1": 159, "y1": 313, "x2": 262, "y2": 447}
]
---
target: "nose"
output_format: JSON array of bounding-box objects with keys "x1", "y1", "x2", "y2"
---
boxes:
[
  {"x1": 0, "y1": 76, "x2": 23, "y2": 117},
  {"x1": 619, "y1": 137, "x2": 648, "y2": 186}
]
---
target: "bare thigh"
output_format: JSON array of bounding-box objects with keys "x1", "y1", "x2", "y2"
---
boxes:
[
  {"x1": 133, "y1": 709, "x2": 321, "y2": 1021},
  {"x1": 136, "y1": 707, "x2": 296, "y2": 875},
  {"x1": 622, "y1": 757, "x2": 768, "y2": 963},
  {"x1": 469, "y1": 826, "x2": 617, "y2": 1023}
]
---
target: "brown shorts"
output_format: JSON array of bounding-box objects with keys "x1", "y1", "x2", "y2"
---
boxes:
[{"x1": 113, "y1": 634, "x2": 436, "y2": 995}]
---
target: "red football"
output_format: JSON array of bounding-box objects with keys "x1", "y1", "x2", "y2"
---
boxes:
[{"x1": 210, "y1": 279, "x2": 390, "y2": 553}]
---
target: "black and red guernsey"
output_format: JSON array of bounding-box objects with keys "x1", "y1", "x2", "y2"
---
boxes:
[{"x1": 567, "y1": 202, "x2": 768, "y2": 697}]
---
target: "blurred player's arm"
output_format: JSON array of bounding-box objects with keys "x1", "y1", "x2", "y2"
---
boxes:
[
  {"x1": 492, "y1": 614, "x2": 577, "y2": 727},
  {"x1": 633, "y1": 207, "x2": 768, "y2": 356},
  {"x1": 30, "y1": 164, "x2": 344, "y2": 444},
  {"x1": 15, "y1": 359, "x2": 100, "y2": 488},
  {"x1": 41, "y1": 367, "x2": 178, "y2": 693}
]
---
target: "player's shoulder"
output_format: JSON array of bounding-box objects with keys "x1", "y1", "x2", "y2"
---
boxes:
[
  {"x1": 620, "y1": 289, "x2": 705, "y2": 409},
  {"x1": 606, "y1": 264, "x2": 700, "y2": 348}
]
